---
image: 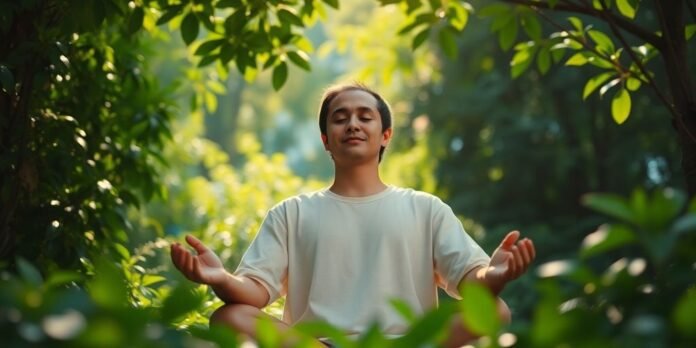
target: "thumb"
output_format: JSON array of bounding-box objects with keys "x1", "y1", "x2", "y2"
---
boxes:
[
  {"x1": 500, "y1": 230, "x2": 520, "y2": 249},
  {"x1": 185, "y1": 235, "x2": 209, "y2": 255}
]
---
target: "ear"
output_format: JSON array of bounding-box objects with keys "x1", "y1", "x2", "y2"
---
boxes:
[
  {"x1": 381, "y1": 128, "x2": 393, "y2": 147},
  {"x1": 321, "y1": 134, "x2": 329, "y2": 150}
]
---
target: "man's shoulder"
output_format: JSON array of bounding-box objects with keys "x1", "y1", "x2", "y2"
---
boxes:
[
  {"x1": 270, "y1": 189, "x2": 330, "y2": 211},
  {"x1": 389, "y1": 186, "x2": 446, "y2": 206}
]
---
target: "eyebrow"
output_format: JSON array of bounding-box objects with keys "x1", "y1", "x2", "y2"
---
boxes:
[{"x1": 330, "y1": 106, "x2": 376, "y2": 118}]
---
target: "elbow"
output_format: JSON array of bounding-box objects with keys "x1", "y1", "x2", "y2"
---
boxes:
[{"x1": 497, "y1": 298, "x2": 512, "y2": 325}]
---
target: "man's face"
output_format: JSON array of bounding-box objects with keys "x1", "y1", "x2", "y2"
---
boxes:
[{"x1": 322, "y1": 89, "x2": 392, "y2": 165}]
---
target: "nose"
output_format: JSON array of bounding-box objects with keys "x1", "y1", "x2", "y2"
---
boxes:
[{"x1": 347, "y1": 115, "x2": 360, "y2": 131}]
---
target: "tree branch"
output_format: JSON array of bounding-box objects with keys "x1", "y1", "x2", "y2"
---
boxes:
[
  {"x1": 596, "y1": 0, "x2": 683, "y2": 122},
  {"x1": 500, "y1": 0, "x2": 664, "y2": 50}
]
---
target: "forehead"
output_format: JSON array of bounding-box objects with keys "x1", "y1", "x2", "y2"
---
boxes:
[{"x1": 328, "y1": 89, "x2": 379, "y2": 114}]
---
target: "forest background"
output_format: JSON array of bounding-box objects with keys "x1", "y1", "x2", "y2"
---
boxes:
[{"x1": 1, "y1": 0, "x2": 695, "y2": 347}]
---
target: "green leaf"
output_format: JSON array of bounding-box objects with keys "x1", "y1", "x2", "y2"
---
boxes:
[
  {"x1": 161, "y1": 284, "x2": 205, "y2": 322},
  {"x1": 390, "y1": 299, "x2": 417, "y2": 324},
  {"x1": 321, "y1": 0, "x2": 339, "y2": 9},
  {"x1": 412, "y1": 27, "x2": 431, "y2": 50},
  {"x1": 272, "y1": 62, "x2": 288, "y2": 90},
  {"x1": 439, "y1": 27, "x2": 458, "y2": 59},
  {"x1": 459, "y1": 282, "x2": 500, "y2": 336},
  {"x1": 582, "y1": 193, "x2": 637, "y2": 223},
  {"x1": 565, "y1": 52, "x2": 588, "y2": 66},
  {"x1": 194, "y1": 39, "x2": 226, "y2": 56},
  {"x1": 599, "y1": 77, "x2": 621, "y2": 97},
  {"x1": 45, "y1": 271, "x2": 83, "y2": 288},
  {"x1": 181, "y1": 12, "x2": 199, "y2": 45},
  {"x1": 673, "y1": 288, "x2": 696, "y2": 337},
  {"x1": 616, "y1": 0, "x2": 636, "y2": 19},
  {"x1": 198, "y1": 54, "x2": 218, "y2": 67},
  {"x1": 0, "y1": 64, "x2": 14, "y2": 94},
  {"x1": 450, "y1": 2, "x2": 469, "y2": 31},
  {"x1": 287, "y1": 51, "x2": 311, "y2": 71},
  {"x1": 537, "y1": 45, "x2": 551, "y2": 74},
  {"x1": 127, "y1": 7, "x2": 144, "y2": 34},
  {"x1": 510, "y1": 45, "x2": 535, "y2": 78},
  {"x1": 583, "y1": 72, "x2": 614, "y2": 99},
  {"x1": 568, "y1": 17, "x2": 583, "y2": 32},
  {"x1": 499, "y1": 18, "x2": 518, "y2": 51},
  {"x1": 277, "y1": 9, "x2": 304, "y2": 27},
  {"x1": 88, "y1": 259, "x2": 127, "y2": 309},
  {"x1": 626, "y1": 77, "x2": 641, "y2": 91},
  {"x1": 479, "y1": 4, "x2": 510, "y2": 17},
  {"x1": 580, "y1": 224, "x2": 636, "y2": 258},
  {"x1": 588, "y1": 30, "x2": 615, "y2": 55},
  {"x1": 611, "y1": 88, "x2": 631, "y2": 124},
  {"x1": 156, "y1": 4, "x2": 184, "y2": 25},
  {"x1": 687, "y1": 24, "x2": 696, "y2": 40},
  {"x1": 17, "y1": 257, "x2": 43, "y2": 285},
  {"x1": 393, "y1": 304, "x2": 457, "y2": 346},
  {"x1": 521, "y1": 15, "x2": 542, "y2": 40}
]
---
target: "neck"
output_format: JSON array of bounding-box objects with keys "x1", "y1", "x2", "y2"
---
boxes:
[{"x1": 330, "y1": 161, "x2": 386, "y2": 197}]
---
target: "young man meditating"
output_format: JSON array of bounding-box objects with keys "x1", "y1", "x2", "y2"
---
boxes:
[{"x1": 171, "y1": 83, "x2": 536, "y2": 347}]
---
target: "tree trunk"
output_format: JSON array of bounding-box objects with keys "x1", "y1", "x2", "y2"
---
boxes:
[{"x1": 657, "y1": 0, "x2": 696, "y2": 197}]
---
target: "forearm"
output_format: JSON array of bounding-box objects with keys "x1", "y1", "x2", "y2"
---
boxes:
[
  {"x1": 460, "y1": 265, "x2": 506, "y2": 296},
  {"x1": 210, "y1": 273, "x2": 270, "y2": 308}
]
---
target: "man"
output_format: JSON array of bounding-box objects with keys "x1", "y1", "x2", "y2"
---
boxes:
[{"x1": 171, "y1": 83, "x2": 536, "y2": 347}]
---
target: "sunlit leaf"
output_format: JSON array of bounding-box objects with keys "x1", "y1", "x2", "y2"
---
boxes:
[
  {"x1": 611, "y1": 88, "x2": 631, "y2": 124},
  {"x1": 687, "y1": 24, "x2": 696, "y2": 40},
  {"x1": 321, "y1": 0, "x2": 339, "y2": 9},
  {"x1": 616, "y1": 0, "x2": 636, "y2": 19},
  {"x1": 277, "y1": 8, "x2": 304, "y2": 27},
  {"x1": 582, "y1": 193, "x2": 637, "y2": 223},
  {"x1": 588, "y1": 30, "x2": 615, "y2": 55},
  {"x1": 156, "y1": 4, "x2": 183, "y2": 25},
  {"x1": 580, "y1": 224, "x2": 636, "y2": 258},
  {"x1": 583, "y1": 72, "x2": 614, "y2": 99},
  {"x1": 565, "y1": 52, "x2": 588, "y2": 66},
  {"x1": 459, "y1": 282, "x2": 500, "y2": 336},
  {"x1": 449, "y1": 2, "x2": 468, "y2": 31},
  {"x1": 599, "y1": 77, "x2": 621, "y2": 97},
  {"x1": 568, "y1": 17, "x2": 583, "y2": 32},
  {"x1": 626, "y1": 77, "x2": 641, "y2": 91},
  {"x1": 287, "y1": 51, "x2": 311, "y2": 71},
  {"x1": 272, "y1": 62, "x2": 288, "y2": 90},
  {"x1": 194, "y1": 39, "x2": 225, "y2": 56},
  {"x1": 161, "y1": 284, "x2": 205, "y2": 322}
]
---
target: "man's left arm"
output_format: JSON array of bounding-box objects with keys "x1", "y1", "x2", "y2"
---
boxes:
[{"x1": 460, "y1": 230, "x2": 536, "y2": 295}]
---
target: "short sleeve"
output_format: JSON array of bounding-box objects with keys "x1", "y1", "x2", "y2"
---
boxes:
[
  {"x1": 432, "y1": 200, "x2": 490, "y2": 299},
  {"x1": 234, "y1": 206, "x2": 288, "y2": 306}
]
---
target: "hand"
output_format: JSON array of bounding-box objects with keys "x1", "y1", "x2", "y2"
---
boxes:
[
  {"x1": 486, "y1": 231, "x2": 536, "y2": 291},
  {"x1": 171, "y1": 235, "x2": 228, "y2": 286}
]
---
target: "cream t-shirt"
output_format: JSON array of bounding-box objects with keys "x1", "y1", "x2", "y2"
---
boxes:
[{"x1": 234, "y1": 185, "x2": 490, "y2": 335}]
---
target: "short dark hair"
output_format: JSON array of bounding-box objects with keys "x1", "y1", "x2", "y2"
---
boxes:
[{"x1": 318, "y1": 83, "x2": 392, "y2": 162}]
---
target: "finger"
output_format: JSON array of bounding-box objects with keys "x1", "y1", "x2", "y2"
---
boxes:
[
  {"x1": 511, "y1": 245, "x2": 523, "y2": 276},
  {"x1": 185, "y1": 235, "x2": 209, "y2": 255},
  {"x1": 500, "y1": 230, "x2": 520, "y2": 249},
  {"x1": 527, "y1": 239, "x2": 537, "y2": 260},
  {"x1": 519, "y1": 239, "x2": 532, "y2": 267},
  {"x1": 192, "y1": 257, "x2": 202, "y2": 281}
]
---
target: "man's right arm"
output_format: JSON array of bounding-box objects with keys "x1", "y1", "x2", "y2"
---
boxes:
[
  {"x1": 208, "y1": 273, "x2": 269, "y2": 308},
  {"x1": 171, "y1": 234, "x2": 270, "y2": 308}
]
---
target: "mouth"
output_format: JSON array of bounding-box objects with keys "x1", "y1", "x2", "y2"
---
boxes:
[{"x1": 342, "y1": 137, "x2": 365, "y2": 143}]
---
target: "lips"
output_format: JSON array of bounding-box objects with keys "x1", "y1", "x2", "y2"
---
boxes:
[{"x1": 342, "y1": 136, "x2": 365, "y2": 143}]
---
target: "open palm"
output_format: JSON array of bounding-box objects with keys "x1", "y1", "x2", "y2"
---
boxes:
[
  {"x1": 171, "y1": 235, "x2": 228, "y2": 285},
  {"x1": 486, "y1": 231, "x2": 536, "y2": 289}
]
